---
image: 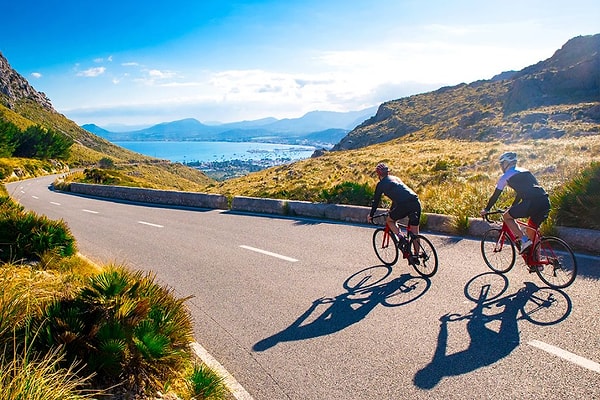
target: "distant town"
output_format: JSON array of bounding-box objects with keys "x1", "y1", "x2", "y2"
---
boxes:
[{"x1": 185, "y1": 157, "x2": 297, "y2": 180}]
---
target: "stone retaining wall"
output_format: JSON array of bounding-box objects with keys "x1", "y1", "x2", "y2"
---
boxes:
[
  {"x1": 66, "y1": 184, "x2": 599, "y2": 254},
  {"x1": 70, "y1": 183, "x2": 228, "y2": 210}
]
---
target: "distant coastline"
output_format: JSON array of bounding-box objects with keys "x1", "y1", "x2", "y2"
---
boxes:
[{"x1": 114, "y1": 140, "x2": 317, "y2": 180}]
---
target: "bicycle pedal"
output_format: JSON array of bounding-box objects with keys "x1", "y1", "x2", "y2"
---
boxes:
[{"x1": 528, "y1": 265, "x2": 542, "y2": 273}]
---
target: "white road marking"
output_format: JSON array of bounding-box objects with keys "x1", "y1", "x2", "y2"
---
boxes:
[
  {"x1": 528, "y1": 340, "x2": 600, "y2": 373},
  {"x1": 31, "y1": 195, "x2": 39, "y2": 199},
  {"x1": 190, "y1": 342, "x2": 255, "y2": 400},
  {"x1": 50, "y1": 202, "x2": 61, "y2": 206},
  {"x1": 240, "y1": 245, "x2": 298, "y2": 262},
  {"x1": 82, "y1": 209, "x2": 99, "y2": 214},
  {"x1": 138, "y1": 221, "x2": 164, "y2": 228}
]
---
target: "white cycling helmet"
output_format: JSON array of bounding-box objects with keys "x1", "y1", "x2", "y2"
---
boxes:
[{"x1": 499, "y1": 152, "x2": 517, "y2": 171}]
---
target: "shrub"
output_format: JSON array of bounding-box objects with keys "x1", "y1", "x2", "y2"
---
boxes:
[
  {"x1": 83, "y1": 168, "x2": 114, "y2": 184},
  {"x1": 320, "y1": 181, "x2": 374, "y2": 206},
  {"x1": 98, "y1": 157, "x2": 115, "y2": 169},
  {"x1": 28, "y1": 265, "x2": 195, "y2": 394},
  {"x1": 0, "y1": 200, "x2": 76, "y2": 262},
  {"x1": 186, "y1": 364, "x2": 227, "y2": 400},
  {"x1": 551, "y1": 162, "x2": 600, "y2": 230}
]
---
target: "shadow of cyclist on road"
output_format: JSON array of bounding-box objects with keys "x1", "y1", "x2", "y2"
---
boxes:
[
  {"x1": 253, "y1": 272, "x2": 418, "y2": 352},
  {"x1": 413, "y1": 281, "x2": 539, "y2": 389}
]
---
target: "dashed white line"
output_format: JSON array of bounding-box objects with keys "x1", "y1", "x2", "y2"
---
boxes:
[
  {"x1": 50, "y1": 202, "x2": 61, "y2": 206},
  {"x1": 82, "y1": 209, "x2": 99, "y2": 214},
  {"x1": 31, "y1": 195, "x2": 39, "y2": 199},
  {"x1": 138, "y1": 221, "x2": 164, "y2": 228},
  {"x1": 528, "y1": 340, "x2": 600, "y2": 373},
  {"x1": 240, "y1": 245, "x2": 298, "y2": 262}
]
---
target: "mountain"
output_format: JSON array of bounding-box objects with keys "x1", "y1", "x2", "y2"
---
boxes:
[
  {"x1": 0, "y1": 51, "x2": 146, "y2": 163},
  {"x1": 84, "y1": 107, "x2": 378, "y2": 149},
  {"x1": 333, "y1": 34, "x2": 600, "y2": 151},
  {"x1": 0, "y1": 51, "x2": 213, "y2": 188}
]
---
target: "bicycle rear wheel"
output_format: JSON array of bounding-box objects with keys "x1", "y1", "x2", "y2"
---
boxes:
[
  {"x1": 372, "y1": 228, "x2": 399, "y2": 266},
  {"x1": 408, "y1": 234, "x2": 438, "y2": 277},
  {"x1": 481, "y1": 228, "x2": 516, "y2": 273},
  {"x1": 533, "y1": 236, "x2": 577, "y2": 289}
]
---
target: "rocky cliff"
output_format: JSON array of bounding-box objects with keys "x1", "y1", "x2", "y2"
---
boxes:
[{"x1": 0, "y1": 52, "x2": 53, "y2": 111}]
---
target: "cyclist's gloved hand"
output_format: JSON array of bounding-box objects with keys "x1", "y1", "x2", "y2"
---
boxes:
[{"x1": 480, "y1": 209, "x2": 488, "y2": 218}]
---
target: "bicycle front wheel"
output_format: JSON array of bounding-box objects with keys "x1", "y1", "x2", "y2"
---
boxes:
[
  {"x1": 481, "y1": 228, "x2": 516, "y2": 273},
  {"x1": 372, "y1": 228, "x2": 399, "y2": 266},
  {"x1": 408, "y1": 234, "x2": 438, "y2": 277},
  {"x1": 533, "y1": 237, "x2": 577, "y2": 289}
]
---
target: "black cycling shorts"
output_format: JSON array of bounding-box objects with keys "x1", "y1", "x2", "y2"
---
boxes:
[
  {"x1": 508, "y1": 195, "x2": 551, "y2": 227},
  {"x1": 390, "y1": 199, "x2": 421, "y2": 226}
]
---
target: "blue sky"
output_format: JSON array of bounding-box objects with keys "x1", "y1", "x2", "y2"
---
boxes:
[{"x1": 3, "y1": 0, "x2": 599, "y2": 128}]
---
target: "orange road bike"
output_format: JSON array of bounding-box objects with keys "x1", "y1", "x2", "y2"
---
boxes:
[
  {"x1": 371, "y1": 213, "x2": 438, "y2": 277},
  {"x1": 480, "y1": 210, "x2": 577, "y2": 289}
]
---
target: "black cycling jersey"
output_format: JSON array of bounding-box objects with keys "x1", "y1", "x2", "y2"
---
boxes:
[
  {"x1": 370, "y1": 175, "x2": 418, "y2": 217},
  {"x1": 485, "y1": 166, "x2": 548, "y2": 211}
]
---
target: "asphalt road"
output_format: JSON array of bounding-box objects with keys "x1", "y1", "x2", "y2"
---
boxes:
[{"x1": 5, "y1": 175, "x2": 600, "y2": 400}]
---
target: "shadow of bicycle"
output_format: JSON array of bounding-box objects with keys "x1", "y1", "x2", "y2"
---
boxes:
[
  {"x1": 253, "y1": 265, "x2": 431, "y2": 351},
  {"x1": 413, "y1": 272, "x2": 572, "y2": 389}
]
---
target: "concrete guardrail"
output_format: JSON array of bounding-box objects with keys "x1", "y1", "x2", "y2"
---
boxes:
[
  {"x1": 66, "y1": 184, "x2": 599, "y2": 254},
  {"x1": 70, "y1": 183, "x2": 228, "y2": 210}
]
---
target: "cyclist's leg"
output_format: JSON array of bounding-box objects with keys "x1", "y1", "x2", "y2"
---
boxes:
[
  {"x1": 405, "y1": 201, "x2": 422, "y2": 257},
  {"x1": 504, "y1": 202, "x2": 529, "y2": 241},
  {"x1": 527, "y1": 196, "x2": 550, "y2": 240},
  {"x1": 385, "y1": 215, "x2": 400, "y2": 237},
  {"x1": 526, "y1": 196, "x2": 550, "y2": 262},
  {"x1": 388, "y1": 203, "x2": 403, "y2": 237}
]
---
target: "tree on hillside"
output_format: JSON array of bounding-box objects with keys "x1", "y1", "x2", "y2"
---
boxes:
[
  {"x1": 12, "y1": 125, "x2": 73, "y2": 160},
  {"x1": 0, "y1": 120, "x2": 18, "y2": 157}
]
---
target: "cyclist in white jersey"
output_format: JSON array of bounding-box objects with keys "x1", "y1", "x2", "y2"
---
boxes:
[{"x1": 481, "y1": 152, "x2": 550, "y2": 253}]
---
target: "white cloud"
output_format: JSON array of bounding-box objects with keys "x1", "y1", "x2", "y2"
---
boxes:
[
  {"x1": 148, "y1": 69, "x2": 177, "y2": 79},
  {"x1": 77, "y1": 67, "x2": 106, "y2": 77},
  {"x1": 31, "y1": 72, "x2": 42, "y2": 79},
  {"x1": 133, "y1": 69, "x2": 180, "y2": 85}
]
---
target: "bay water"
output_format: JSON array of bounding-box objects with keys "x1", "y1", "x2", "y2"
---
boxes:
[{"x1": 114, "y1": 141, "x2": 316, "y2": 163}]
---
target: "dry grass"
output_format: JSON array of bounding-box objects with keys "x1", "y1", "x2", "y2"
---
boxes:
[{"x1": 202, "y1": 135, "x2": 600, "y2": 219}]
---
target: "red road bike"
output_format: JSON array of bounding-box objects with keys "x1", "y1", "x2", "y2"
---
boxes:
[
  {"x1": 480, "y1": 210, "x2": 577, "y2": 289},
  {"x1": 371, "y1": 213, "x2": 438, "y2": 277}
]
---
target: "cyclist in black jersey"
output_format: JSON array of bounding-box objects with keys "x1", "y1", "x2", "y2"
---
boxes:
[
  {"x1": 367, "y1": 162, "x2": 422, "y2": 241},
  {"x1": 481, "y1": 152, "x2": 550, "y2": 253}
]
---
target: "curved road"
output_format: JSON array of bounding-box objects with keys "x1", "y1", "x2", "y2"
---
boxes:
[{"x1": 6, "y1": 175, "x2": 600, "y2": 400}]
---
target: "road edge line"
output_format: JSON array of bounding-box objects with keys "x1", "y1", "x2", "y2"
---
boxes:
[{"x1": 190, "y1": 341, "x2": 255, "y2": 400}]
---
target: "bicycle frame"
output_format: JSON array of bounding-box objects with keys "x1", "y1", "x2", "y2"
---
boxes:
[
  {"x1": 380, "y1": 219, "x2": 411, "y2": 257},
  {"x1": 490, "y1": 214, "x2": 558, "y2": 269},
  {"x1": 482, "y1": 210, "x2": 577, "y2": 288}
]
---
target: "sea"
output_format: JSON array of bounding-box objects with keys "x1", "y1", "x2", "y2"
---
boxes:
[{"x1": 113, "y1": 141, "x2": 316, "y2": 164}]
